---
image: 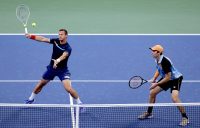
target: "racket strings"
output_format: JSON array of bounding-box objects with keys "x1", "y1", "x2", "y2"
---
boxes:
[
  {"x1": 130, "y1": 77, "x2": 143, "y2": 87},
  {"x1": 16, "y1": 5, "x2": 30, "y2": 24}
]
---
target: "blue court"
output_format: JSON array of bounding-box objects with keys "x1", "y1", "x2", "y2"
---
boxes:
[{"x1": 0, "y1": 35, "x2": 200, "y2": 127}]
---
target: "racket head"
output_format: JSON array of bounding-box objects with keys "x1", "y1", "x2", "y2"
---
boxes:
[
  {"x1": 16, "y1": 4, "x2": 30, "y2": 26},
  {"x1": 129, "y1": 76, "x2": 146, "y2": 89}
]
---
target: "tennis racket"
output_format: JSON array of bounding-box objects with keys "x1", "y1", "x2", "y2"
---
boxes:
[
  {"x1": 129, "y1": 76, "x2": 148, "y2": 89},
  {"x1": 16, "y1": 4, "x2": 30, "y2": 34}
]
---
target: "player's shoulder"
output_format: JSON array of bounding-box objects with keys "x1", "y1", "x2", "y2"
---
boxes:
[
  {"x1": 66, "y1": 42, "x2": 71, "y2": 46},
  {"x1": 66, "y1": 42, "x2": 72, "y2": 50},
  {"x1": 163, "y1": 56, "x2": 172, "y2": 62},
  {"x1": 50, "y1": 38, "x2": 59, "y2": 43},
  {"x1": 161, "y1": 56, "x2": 172, "y2": 65}
]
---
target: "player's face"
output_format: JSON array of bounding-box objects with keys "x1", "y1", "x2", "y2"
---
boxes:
[
  {"x1": 151, "y1": 50, "x2": 160, "y2": 58},
  {"x1": 59, "y1": 31, "x2": 67, "y2": 41}
]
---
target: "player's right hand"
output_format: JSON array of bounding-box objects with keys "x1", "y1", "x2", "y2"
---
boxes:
[{"x1": 52, "y1": 59, "x2": 58, "y2": 69}]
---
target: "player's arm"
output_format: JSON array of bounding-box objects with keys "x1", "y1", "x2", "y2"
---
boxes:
[
  {"x1": 150, "y1": 59, "x2": 172, "y2": 89},
  {"x1": 156, "y1": 72, "x2": 171, "y2": 86},
  {"x1": 151, "y1": 70, "x2": 159, "y2": 83},
  {"x1": 56, "y1": 51, "x2": 69, "y2": 62},
  {"x1": 150, "y1": 72, "x2": 171, "y2": 90},
  {"x1": 25, "y1": 34, "x2": 50, "y2": 43},
  {"x1": 157, "y1": 58, "x2": 172, "y2": 86},
  {"x1": 52, "y1": 51, "x2": 69, "y2": 69}
]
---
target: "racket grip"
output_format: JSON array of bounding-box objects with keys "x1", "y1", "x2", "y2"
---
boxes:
[{"x1": 24, "y1": 27, "x2": 28, "y2": 34}]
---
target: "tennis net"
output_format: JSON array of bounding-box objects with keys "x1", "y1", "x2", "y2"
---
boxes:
[{"x1": 0, "y1": 103, "x2": 199, "y2": 128}]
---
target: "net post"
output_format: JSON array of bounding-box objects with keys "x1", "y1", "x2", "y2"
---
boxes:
[
  {"x1": 69, "y1": 94, "x2": 75, "y2": 128},
  {"x1": 75, "y1": 105, "x2": 80, "y2": 128},
  {"x1": 68, "y1": 80, "x2": 76, "y2": 128}
]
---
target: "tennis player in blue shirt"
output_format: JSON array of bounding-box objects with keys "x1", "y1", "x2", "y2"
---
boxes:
[
  {"x1": 25, "y1": 29, "x2": 83, "y2": 105},
  {"x1": 138, "y1": 45, "x2": 189, "y2": 126}
]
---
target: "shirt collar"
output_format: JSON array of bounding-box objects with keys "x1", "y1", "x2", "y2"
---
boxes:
[{"x1": 155, "y1": 55, "x2": 164, "y2": 64}]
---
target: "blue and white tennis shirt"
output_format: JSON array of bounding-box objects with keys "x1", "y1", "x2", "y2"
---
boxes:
[{"x1": 156, "y1": 55, "x2": 182, "y2": 80}]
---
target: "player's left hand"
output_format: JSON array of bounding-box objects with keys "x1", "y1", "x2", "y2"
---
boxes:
[
  {"x1": 150, "y1": 83, "x2": 158, "y2": 90},
  {"x1": 52, "y1": 59, "x2": 58, "y2": 69}
]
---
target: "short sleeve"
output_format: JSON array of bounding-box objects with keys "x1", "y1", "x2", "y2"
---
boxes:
[
  {"x1": 50, "y1": 38, "x2": 59, "y2": 44},
  {"x1": 161, "y1": 57, "x2": 172, "y2": 74},
  {"x1": 65, "y1": 46, "x2": 72, "y2": 55}
]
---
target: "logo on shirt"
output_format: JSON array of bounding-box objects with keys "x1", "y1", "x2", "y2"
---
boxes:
[
  {"x1": 64, "y1": 76, "x2": 70, "y2": 79},
  {"x1": 54, "y1": 41, "x2": 65, "y2": 51}
]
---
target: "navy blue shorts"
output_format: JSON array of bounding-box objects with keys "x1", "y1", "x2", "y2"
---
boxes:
[
  {"x1": 42, "y1": 66, "x2": 71, "y2": 81},
  {"x1": 158, "y1": 76, "x2": 183, "y2": 93}
]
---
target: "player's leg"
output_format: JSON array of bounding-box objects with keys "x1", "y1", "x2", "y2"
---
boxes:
[
  {"x1": 25, "y1": 79, "x2": 49, "y2": 104},
  {"x1": 58, "y1": 69, "x2": 83, "y2": 104},
  {"x1": 171, "y1": 90, "x2": 189, "y2": 126},
  {"x1": 33, "y1": 79, "x2": 50, "y2": 94},
  {"x1": 58, "y1": 69, "x2": 85, "y2": 112},
  {"x1": 149, "y1": 86, "x2": 163, "y2": 103},
  {"x1": 138, "y1": 86, "x2": 163, "y2": 119},
  {"x1": 62, "y1": 79, "x2": 82, "y2": 104},
  {"x1": 171, "y1": 90, "x2": 186, "y2": 113},
  {"x1": 25, "y1": 66, "x2": 55, "y2": 104},
  {"x1": 171, "y1": 76, "x2": 189, "y2": 126}
]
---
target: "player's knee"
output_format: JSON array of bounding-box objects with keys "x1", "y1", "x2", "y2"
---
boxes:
[
  {"x1": 150, "y1": 90, "x2": 157, "y2": 98},
  {"x1": 65, "y1": 87, "x2": 72, "y2": 93},
  {"x1": 41, "y1": 82, "x2": 46, "y2": 86},
  {"x1": 171, "y1": 95, "x2": 179, "y2": 103},
  {"x1": 40, "y1": 80, "x2": 48, "y2": 86}
]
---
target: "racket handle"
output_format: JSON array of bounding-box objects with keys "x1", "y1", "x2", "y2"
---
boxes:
[{"x1": 24, "y1": 27, "x2": 28, "y2": 34}]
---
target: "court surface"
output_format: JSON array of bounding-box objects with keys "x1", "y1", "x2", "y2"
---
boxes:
[
  {"x1": 0, "y1": 34, "x2": 200, "y2": 104},
  {"x1": 1, "y1": 1, "x2": 200, "y2": 127},
  {"x1": 0, "y1": 34, "x2": 200, "y2": 127}
]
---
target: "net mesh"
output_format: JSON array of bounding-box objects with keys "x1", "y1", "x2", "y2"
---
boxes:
[
  {"x1": 0, "y1": 103, "x2": 199, "y2": 128},
  {"x1": 16, "y1": 4, "x2": 30, "y2": 25}
]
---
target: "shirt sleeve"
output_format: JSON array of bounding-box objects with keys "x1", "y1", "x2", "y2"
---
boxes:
[
  {"x1": 65, "y1": 46, "x2": 72, "y2": 56},
  {"x1": 49, "y1": 38, "x2": 58, "y2": 44},
  {"x1": 161, "y1": 57, "x2": 172, "y2": 74}
]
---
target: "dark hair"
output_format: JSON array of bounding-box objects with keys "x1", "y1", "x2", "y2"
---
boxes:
[{"x1": 59, "y1": 29, "x2": 68, "y2": 35}]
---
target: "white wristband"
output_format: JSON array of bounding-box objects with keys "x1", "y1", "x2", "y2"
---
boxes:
[{"x1": 56, "y1": 58, "x2": 61, "y2": 63}]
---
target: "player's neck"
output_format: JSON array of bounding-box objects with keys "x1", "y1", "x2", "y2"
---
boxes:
[
  {"x1": 156, "y1": 54, "x2": 164, "y2": 63},
  {"x1": 60, "y1": 39, "x2": 67, "y2": 44},
  {"x1": 156, "y1": 55, "x2": 161, "y2": 62}
]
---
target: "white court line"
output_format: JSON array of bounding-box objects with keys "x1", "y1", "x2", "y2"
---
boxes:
[
  {"x1": 0, "y1": 102, "x2": 200, "y2": 107},
  {"x1": 1, "y1": 33, "x2": 200, "y2": 36},
  {"x1": 0, "y1": 80, "x2": 199, "y2": 83}
]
